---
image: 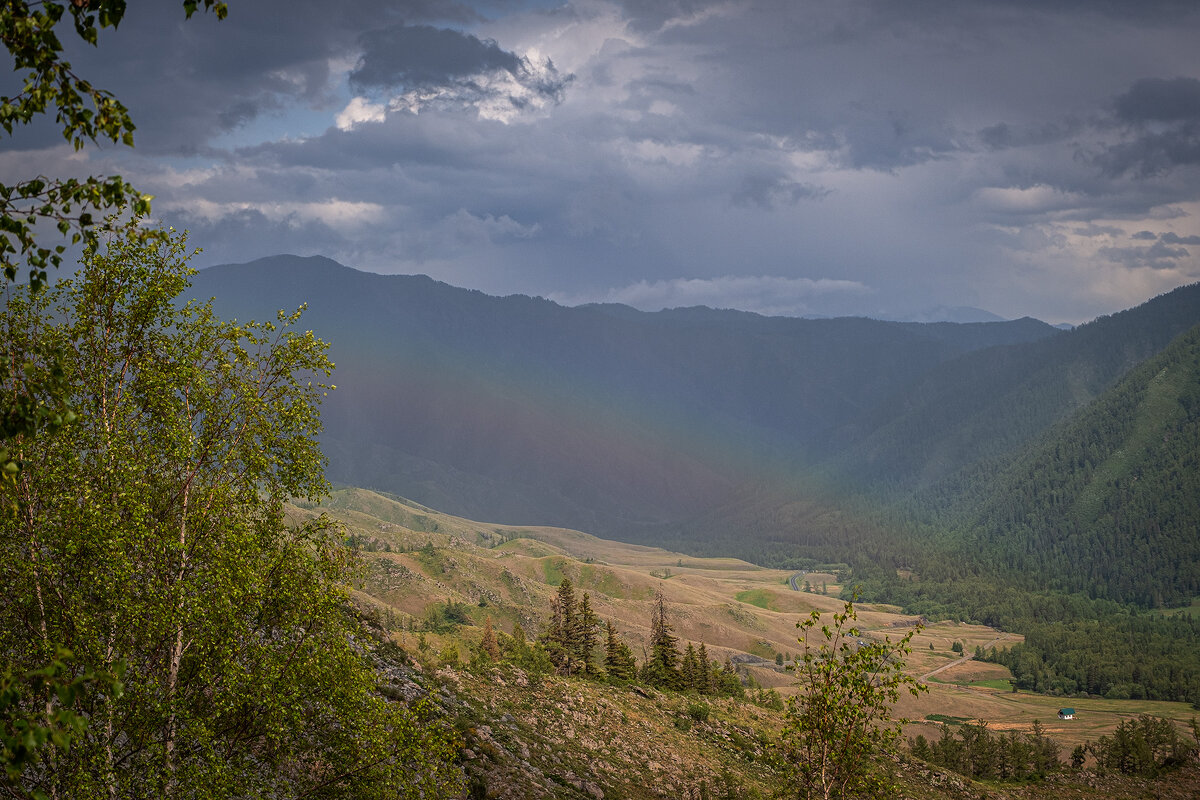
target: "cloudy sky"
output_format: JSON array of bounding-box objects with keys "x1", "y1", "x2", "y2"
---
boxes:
[{"x1": 7, "y1": 0, "x2": 1200, "y2": 323}]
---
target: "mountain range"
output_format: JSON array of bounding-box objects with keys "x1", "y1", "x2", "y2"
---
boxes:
[
  {"x1": 188, "y1": 255, "x2": 1200, "y2": 612},
  {"x1": 187, "y1": 256, "x2": 1057, "y2": 527}
]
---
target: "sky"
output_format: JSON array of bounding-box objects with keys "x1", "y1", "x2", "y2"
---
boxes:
[{"x1": 5, "y1": 0, "x2": 1200, "y2": 324}]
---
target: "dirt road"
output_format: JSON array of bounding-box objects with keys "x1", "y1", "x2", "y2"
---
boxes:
[{"x1": 920, "y1": 635, "x2": 1011, "y2": 682}]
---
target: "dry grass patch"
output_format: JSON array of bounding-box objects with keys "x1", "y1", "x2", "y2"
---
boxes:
[{"x1": 300, "y1": 487, "x2": 1200, "y2": 769}]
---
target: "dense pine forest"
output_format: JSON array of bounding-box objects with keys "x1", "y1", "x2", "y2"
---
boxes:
[{"x1": 860, "y1": 322, "x2": 1200, "y2": 704}]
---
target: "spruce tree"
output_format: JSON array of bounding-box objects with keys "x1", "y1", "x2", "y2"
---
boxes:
[
  {"x1": 603, "y1": 620, "x2": 637, "y2": 682},
  {"x1": 577, "y1": 592, "x2": 601, "y2": 675},
  {"x1": 644, "y1": 590, "x2": 682, "y2": 689},
  {"x1": 697, "y1": 642, "x2": 713, "y2": 694},
  {"x1": 543, "y1": 578, "x2": 579, "y2": 675},
  {"x1": 682, "y1": 642, "x2": 700, "y2": 691}
]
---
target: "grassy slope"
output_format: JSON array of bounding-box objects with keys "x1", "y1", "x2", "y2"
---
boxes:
[{"x1": 294, "y1": 489, "x2": 1198, "y2": 797}]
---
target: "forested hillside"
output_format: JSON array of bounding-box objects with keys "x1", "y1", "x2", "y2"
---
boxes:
[
  {"x1": 845, "y1": 323, "x2": 1200, "y2": 704},
  {"x1": 965, "y1": 323, "x2": 1200, "y2": 607},
  {"x1": 828, "y1": 282, "x2": 1200, "y2": 495}
]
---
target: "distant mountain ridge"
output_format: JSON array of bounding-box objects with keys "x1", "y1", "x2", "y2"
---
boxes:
[
  {"x1": 188, "y1": 259, "x2": 1199, "y2": 564},
  {"x1": 187, "y1": 255, "x2": 1065, "y2": 534}
]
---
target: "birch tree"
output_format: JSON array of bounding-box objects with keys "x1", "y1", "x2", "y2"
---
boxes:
[
  {"x1": 781, "y1": 598, "x2": 925, "y2": 800},
  {"x1": 0, "y1": 223, "x2": 461, "y2": 799}
]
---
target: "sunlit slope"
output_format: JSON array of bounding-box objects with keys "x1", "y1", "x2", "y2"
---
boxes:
[
  {"x1": 290, "y1": 489, "x2": 1199, "y2": 758},
  {"x1": 288, "y1": 488, "x2": 1001, "y2": 684}
]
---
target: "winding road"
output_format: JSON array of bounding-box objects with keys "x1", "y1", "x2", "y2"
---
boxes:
[{"x1": 787, "y1": 570, "x2": 809, "y2": 591}]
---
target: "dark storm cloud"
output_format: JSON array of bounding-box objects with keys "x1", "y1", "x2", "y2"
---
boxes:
[
  {"x1": 1115, "y1": 77, "x2": 1200, "y2": 123},
  {"x1": 46, "y1": 0, "x2": 482, "y2": 153},
  {"x1": 1099, "y1": 239, "x2": 1191, "y2": 270},
  {"x1": 351, "y1": 24, "x2": 523, "y2": 88},
  {"x1": 1090, "y1": 77, "x2": 1200, "y2": 177},
  {"x1": 1162, "y1": 232, "x2": 1200, "y2": 245},
  {"x1": 1096, "y1": 124, "x2": 1200, "y2": 177},
  {"x1": 1129, "y1": 230, "x2": 1200, "y2": 246},
  {"x1": 346, "y1": 23, "x2": 571, "y2": 116}
]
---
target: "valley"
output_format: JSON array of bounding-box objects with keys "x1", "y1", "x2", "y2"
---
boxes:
[
  {"x1": 4, "y1": 5, "x2": 1199, "y2": 797},
  {"x1": 185, "y1": 256, "x2": 1200, "y2": 794},
  {"x1": 293, "y1": 488, "x2": 1199, "y2": 796}
]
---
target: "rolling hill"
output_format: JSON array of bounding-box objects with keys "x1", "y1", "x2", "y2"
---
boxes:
[{"x1": 295, "y1": 488, "x2": 1200, "y2": 799}]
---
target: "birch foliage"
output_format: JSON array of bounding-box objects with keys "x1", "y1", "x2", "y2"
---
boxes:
[
  {"x1": 0, "y1": 225, "x2": 461, "y2": 799},
  {"x1": 781, "y1": 598, "x2": 926, "y2": 800}
]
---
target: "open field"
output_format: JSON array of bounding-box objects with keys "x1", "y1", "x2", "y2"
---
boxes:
[
  {"x1": 1150, "y1": 596, "x2": 1200, "y2": 618},
  {"x1": 294, "y1": 488, "x2": 1199, "y2": 752},
  {"x1": 899, "y1": 685, "x2": 1198, "y2": 752}
]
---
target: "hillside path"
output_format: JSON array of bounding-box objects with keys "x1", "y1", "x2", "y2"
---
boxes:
[{"x1": 920, "y1": 635, "x2": 1011, "y2": 682}]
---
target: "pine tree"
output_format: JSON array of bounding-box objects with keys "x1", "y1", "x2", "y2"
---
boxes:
[
  {"x1": 577, "y1": 592, "x2": 600, "y2": 675},
  {"x1": 644, "y1": 590, "x2": 682, "y2": 689},
  {"x1": 543, "y1": 578, "x2": 579, "y2": 675},
  {"x1": 604, "y1": 620, "x2": 637, "y2": 682}
]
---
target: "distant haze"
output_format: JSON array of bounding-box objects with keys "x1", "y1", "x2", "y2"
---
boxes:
[{"x1": 188, "y1": 255, "x2": 1200, "y2": 538}]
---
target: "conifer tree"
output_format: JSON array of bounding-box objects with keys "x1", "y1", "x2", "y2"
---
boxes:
[
  {"x1": 643, "y1": 590, "x2": 682, "y2": 689},
  {"x1": 682, "y1": 642, "x2": 700, "y2": 691},
  {"x1": 603, "y1": 620, "x2": 638, "y2": 682},
  {"x1": 577, "y1": 592, "x2": 600, "y2": 675},
  {"x1": 543, "y1": 578, "x2": 579, "y2": 675},
  {"x1": 697, "y1": 642, "x2": 713, "y2": 694}
]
